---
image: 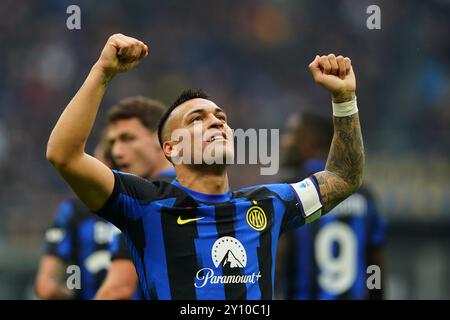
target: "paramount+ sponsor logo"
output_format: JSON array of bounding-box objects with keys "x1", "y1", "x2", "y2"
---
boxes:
[{"x1": 194, "y1": 236, "x2": 261, "y2": 288}]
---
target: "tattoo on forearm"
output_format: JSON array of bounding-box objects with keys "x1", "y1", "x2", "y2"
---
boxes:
[
  {"x1": 315, "y1": 114, "x2": 364, "y2": 212},
  {"x1": 100, "y1": 75, "x2": 111, "y2": 87}
]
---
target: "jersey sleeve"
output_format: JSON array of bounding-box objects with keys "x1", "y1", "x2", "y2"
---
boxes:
[
  {"x1": 366, "y1": 190, "x2": 386, "y2": 247},
  {"x1": 44, "y1": 200, "x2": 75, "y2": 261},
  {"x1": 94, "y1": 170, "x2": 162, "y2": 230},
  {"x1": 110, "y1": 232, "x2": 132, "y2": 260},
  {"x1": 262, "y1": 175, "x2": 324, "y2": 234}
]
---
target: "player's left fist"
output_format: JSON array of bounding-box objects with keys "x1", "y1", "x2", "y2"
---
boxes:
[{"x1": 309, "y1": 54, "x2": 356, "y2": 103}]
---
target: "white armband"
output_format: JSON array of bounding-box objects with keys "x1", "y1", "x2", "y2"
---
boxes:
[
  {"x1": 332, "y1": 96, "x2": 358, "y2": 117},
  {"x1": 290, "y1": 177, "x2": 322, "y2": 218}
]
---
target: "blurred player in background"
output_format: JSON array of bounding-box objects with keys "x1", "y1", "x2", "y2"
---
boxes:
[
  {"x1": 95, "y1": 96, "x2": 174, "y2": 299},
  {"x1": 34, "y1": 131, "x2": 119, "y2": 299},
  {"x1": 276, "y1": 112, "x2": 386, "y2": 300}
]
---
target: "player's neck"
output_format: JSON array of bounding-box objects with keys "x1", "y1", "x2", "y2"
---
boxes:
[{"x1": 175, "y1": 165, "x2": 229, "y2": 194}]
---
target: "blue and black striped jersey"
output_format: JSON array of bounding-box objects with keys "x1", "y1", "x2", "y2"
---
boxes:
[
  {"x1": 44, "y1": 198, "x2": 120, "y2": 299},
  {"x1": 96, "y1": 170, "x2": 323, "y2": 300},
  {"x1": 110, "y1": 169, "x2": 176, "y2": 261},
  {"x1": 109, "y1": 169, "x2": 176, "y2": 300},
  {"x1": 281, "y1": 160, "x2": 386, "y2": 300}
]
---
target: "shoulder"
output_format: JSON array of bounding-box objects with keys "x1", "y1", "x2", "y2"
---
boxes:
[
  {"x1": 53, "y1": 198, "x2": 78, "y2": 226},
  {"x1": 353, "y1": 185, "x2": 383, "y2": 218},
  {"x1": 112, "y1": 170, "x2": 176, "y2": 201},
  {"x1": 330, "y1": 185, "x2": 377, "y2": 218},
  {"x1": 234, "y1": 183, "x2": 295, "y2": 202},
  {"x1": 347, "y1": 185, "x2": 378, "y2": 208}
]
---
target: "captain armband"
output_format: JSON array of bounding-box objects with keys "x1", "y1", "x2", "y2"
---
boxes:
[{"x1": 290, "y1": 176, "x2": 323, "y2": 224}]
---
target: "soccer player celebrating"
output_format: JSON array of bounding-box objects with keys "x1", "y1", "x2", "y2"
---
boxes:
[
  {"x1": 46, "y1": 34, "x2": 364, "y2": 299},
  {"x1": 276, "y1": 112, "x2": 385, "y2": 300}
]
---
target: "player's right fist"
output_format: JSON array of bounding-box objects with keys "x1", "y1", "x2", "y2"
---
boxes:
[
  {"x1": 309, "y1": 54, "x2": 356, "y2": 103},
  {"x1": 95, "y1": 33, "x2": 148, "y2": 79}
]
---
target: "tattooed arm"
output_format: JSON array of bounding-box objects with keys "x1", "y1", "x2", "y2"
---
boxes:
[
  {"x1": 46, "y1": 34, "x2": 148, "y2": 211},
  {"x1": 315, "y1": 114, "x2": 364, "y2": 212},
  {"x1": 308, "y1": 54, "x2": 364, "y2": 213}
]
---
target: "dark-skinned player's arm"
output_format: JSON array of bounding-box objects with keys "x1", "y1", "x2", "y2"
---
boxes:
[
  {"x1": 46, "y1": 34, "x2": 148, "y2": 211},
  {"x1": 309, "y1": 54, "x2": 364, "y2": 214}
]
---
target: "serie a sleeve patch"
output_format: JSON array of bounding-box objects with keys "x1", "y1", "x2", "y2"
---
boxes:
[{"x1": 290, "y1": 177, "x2": 323, "y2": 218}]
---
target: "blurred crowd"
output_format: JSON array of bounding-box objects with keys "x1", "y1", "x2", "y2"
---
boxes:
[{"x1": 0, "y1": 0, "x2": 449, "y2": 256}]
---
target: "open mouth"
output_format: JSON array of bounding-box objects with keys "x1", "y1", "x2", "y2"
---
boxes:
[
  {"x1": 208, "y1": 135, "x2": 225, "y2": 142},
  {"x1": 206, "y1": 132, "x2": 227, "y2": 143}
]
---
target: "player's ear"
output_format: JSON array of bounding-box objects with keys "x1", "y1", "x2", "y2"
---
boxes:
[
  {"x1": 163, "y1": 140, "x2": 174, "y2": 158},
  {"x1": 163, "y1": 140, "x2": 183, "y2": 165},
  {"x1": 164, "y1": 126, "x2": 193, "y2": 165}
]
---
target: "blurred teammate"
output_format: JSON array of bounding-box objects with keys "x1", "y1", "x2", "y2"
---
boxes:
[
  {"x1": 276, "y1": 112, "x2": 386, "y2": 300},
  {"x1": 35, "y1": 133, "x2": 119, "y2": 299},
  {"x1": 46, "y1": 34, "x2": 364, "y2": 299},
  {"x1": 95, "y1": 96, "x2": 174, "y2": 300}
]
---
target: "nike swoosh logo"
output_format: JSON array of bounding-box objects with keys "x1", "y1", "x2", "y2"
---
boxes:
[{"x1": 177, "y1": 216, "x2": 205, "y2": 225}]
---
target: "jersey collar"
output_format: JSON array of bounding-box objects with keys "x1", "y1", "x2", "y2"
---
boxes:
[
  {"x1": 157, "y1": 168, "x2": 176, "y2": 177},
  {"x1": 171, "y1": 180, "x2": 232, "y2": 203}
]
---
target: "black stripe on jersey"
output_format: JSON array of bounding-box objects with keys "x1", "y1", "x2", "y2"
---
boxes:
[
  {"x1": 214, "y1": 203, "x2": 248, "y2": 300},
  {"x1": 161, "y1": 187, "x2": 200, "y2": 300},
  {"x1": 254, "y1": 197, "x2": 274, "y2": 299},
  {"x1": 284, "y1": 232, "x2": 298, "y2": 299},
  {"x1": 234, "y1": 187, "x2": 280, "y2": 300},
  {"x1": 148, "y1": 282, "x2": 158, "y2": 300},
  {"x1": 122, "y1": 217, "x2": 151, "y2": 298},
  {"x1": 235, "y1": 187, "x2": 298, "y2": 236}
]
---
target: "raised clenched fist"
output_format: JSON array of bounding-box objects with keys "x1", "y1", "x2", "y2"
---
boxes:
[
  {"x1": 95, "y1": 33, "x2": 148, "y2": 80},
  {"x1": 309, "y1": 54, "x2": 356, "y2": 103}
]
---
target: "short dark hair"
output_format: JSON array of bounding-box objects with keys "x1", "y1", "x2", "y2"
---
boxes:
[
  {"x1": 107, "y1": 96, "x2": 166, "y2": 132},
  {"x1": 157, "y1": 89, "x2": 210, "y2": 146}
]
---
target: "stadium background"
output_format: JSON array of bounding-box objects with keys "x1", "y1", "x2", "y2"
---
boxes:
[{"x1": 0, "y1": 0, "x2": 449, "y2": 299}]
